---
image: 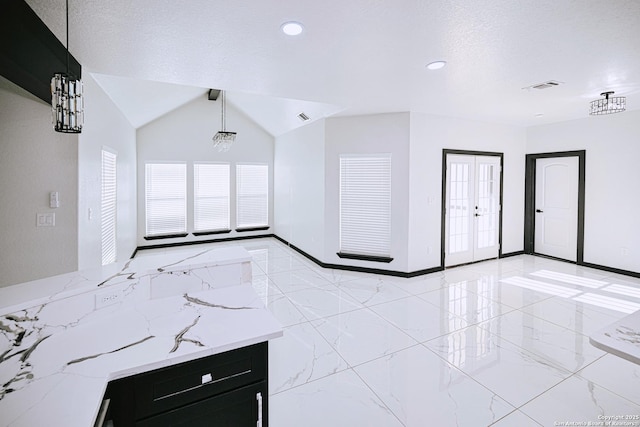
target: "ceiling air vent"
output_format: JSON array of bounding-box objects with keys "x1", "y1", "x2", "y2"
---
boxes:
[
  {"x1": 297, "y1": 112, "x2": 311, "y2": 122},
  {"x1": 523, "y1": 80, "x2": 562, "y2": 90}
]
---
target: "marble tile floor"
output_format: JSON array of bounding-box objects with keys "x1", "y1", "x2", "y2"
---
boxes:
[{"x1": 135, "y1": 239, "x2": 640, "y2": 426}]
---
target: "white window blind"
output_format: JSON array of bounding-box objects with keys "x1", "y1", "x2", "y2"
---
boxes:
[
  {"x1": 101, "y1": 149, "x2": 117, "y2": 265},
  {"x1": 339, "y1": 154, "x2": 392, "y2": 257},
  {"x1": 145, "y1": 163, "x2": 187, "y2": 236},
  {"x1": 194, "y1": 163, "x2": 230, "y2": 232},
  {"x1": 236, "y1": 164, "x2": 268, "y2": 228}
]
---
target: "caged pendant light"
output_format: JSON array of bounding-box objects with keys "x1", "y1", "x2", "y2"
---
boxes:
[
  {"x1": 51, "y1": 0, "x2": 83, "y2": 133},
  {"x1": 589, "y1": 91, "x2": 626, "y2": 116},
  {"x1": 212, "y1": 90, "x2": 236, "y2": 152}
]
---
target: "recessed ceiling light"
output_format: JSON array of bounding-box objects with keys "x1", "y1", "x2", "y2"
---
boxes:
[
  {"x1": 426, "y1": 61, "x2": 447, "y2": 70},
  {"x1": 281, "y1": 21, "x2": 304, "y2": 36}
]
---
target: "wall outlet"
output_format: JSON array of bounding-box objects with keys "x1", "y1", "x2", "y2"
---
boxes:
[
  {"x1": 95, "y1": 288, "x2": 124, "y2": 309},
  {"x1": 36, "y1": 213, "x2": 55, "y2": 227}
]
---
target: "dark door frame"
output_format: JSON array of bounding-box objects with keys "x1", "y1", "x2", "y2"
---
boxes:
[
  {"x1": 441, "y1": 149, "x2": 504, "y2": 269},
  {"x1": 524, "y1": 150, "x2": 586, "y2": 264}
]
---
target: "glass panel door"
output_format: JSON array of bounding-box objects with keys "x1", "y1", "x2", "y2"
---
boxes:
[{"x1": 445, "y1": 154, "x2": 501, "y2": 267}]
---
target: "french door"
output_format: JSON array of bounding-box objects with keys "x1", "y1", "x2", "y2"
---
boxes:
[{"x1": 445, "y1": 154, "x2": 501, "y2": 267}]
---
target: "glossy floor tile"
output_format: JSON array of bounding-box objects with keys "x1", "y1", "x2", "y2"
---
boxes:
[
  {"x1": 161, "y1": 239, "x2": 640, "y2": 426},
  {"x1": 354, "y1": 344, "x2": 516, "y2": 426},
  {"x1": 269, "y1": 369, "x2": 404, "y2": 427}
]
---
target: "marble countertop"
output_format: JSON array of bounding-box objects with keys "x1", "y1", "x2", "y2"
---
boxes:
[
  {"x1": 0, "y1": 247, "x2": 282, "y2": 427},
  {"x1": 590, "y1": 309, "x2": 640, "y2": 365},
  {"x1": 0, "y1": 246, "x2": 252, "y2": 316}
]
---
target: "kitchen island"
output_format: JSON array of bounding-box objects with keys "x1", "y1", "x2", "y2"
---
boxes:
[
  {"x1": 0, "y1": 246, "x2": 282, "y2": 426},
  {"x1": 590, "y1": 309, "x2": 640, "y2": 366}
]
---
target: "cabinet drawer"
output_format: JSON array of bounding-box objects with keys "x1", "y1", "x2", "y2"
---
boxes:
[
  {"x1": 136, "y1": 381, "x2": 267, "y2": 427},
  {"x1": 132, "y1": 342, "x2": 267, "y2": 420}
]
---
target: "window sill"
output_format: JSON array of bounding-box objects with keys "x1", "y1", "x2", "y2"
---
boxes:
[
  {"x1": 235, "y1": 226, "x2": 270, "y2": 233},
  {"x1": 336, "y1": 252, "x2": 394, "y2": 263},
  {"x1": 192, "y1": 229, "x2": 232, "y2": 236},
  {"x1": 143, "y1": 233, "x2": 188, "y2": 241}
]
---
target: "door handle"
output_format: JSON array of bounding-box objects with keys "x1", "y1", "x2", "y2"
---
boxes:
[{"x1": 536, "y1": 209, "x2": 543, "y2": 213}]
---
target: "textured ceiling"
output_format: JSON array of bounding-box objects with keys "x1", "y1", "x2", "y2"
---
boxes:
[{"x1": 25, "y1": 0, "x2": 640, "y2": 133}]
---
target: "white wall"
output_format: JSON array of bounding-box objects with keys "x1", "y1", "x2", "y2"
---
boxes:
[
  {"x1": 136, "y1": 95, "x2": 274, "y2": 246},
  {"x1": 274, "y1": 120, "x2": 325, "y2": 260},
  {"x1": 0, "y1": 76, "x2": 78, "y2": 287},
  {"x1": 78, "y1": 73, "x2": 138, "y2": 270},
  {"x1": 325, "y1": 113, "x2": 412, "y2": 272},
  {"x1": 527, "y1": 110, "x2": 640, "y2": 274},
  {"x1": 273, "y1": 111, "x2": 526, "y2": 274},
  {"x1": 409, "y1": 113, "x2": 527, "y2": 271}
]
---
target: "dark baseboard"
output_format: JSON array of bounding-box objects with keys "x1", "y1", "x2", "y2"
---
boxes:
[
  {"x1": 273, "y1": 235, "x2": 441, "y2": 278},
  {"x1": 580, "y1": 262, "x2": 640, "y2": 279},
  {"x1": 132, "y1": 236, "x2": 640, "y2": 280},
  {"x1": 500, "y1": 251, "x2": 525, "y2": 258},
  {"x1": 133, "y1": 233, "x2": 275, "y2": 255}
]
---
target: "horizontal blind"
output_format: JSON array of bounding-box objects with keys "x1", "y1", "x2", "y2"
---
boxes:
[
  {"x1": 339, "y1": 154, "x2": 391, "y2": 257},
  {"x1": 194, "y1": 163, "x2": 230, "y2": 232},
  {"x1": 236, "y1": 164, "x2": 268, "y2": 228},
  {"x1": 101, "y1": 149, "x2": 117, "y2": 265},
  {"x1": 145, "y1": 163, "x2": 187, "y2": 236}
]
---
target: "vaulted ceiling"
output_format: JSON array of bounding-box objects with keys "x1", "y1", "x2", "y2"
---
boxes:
[{"x1": 25, "y1": 0, "x2": 640, "y2": 134}]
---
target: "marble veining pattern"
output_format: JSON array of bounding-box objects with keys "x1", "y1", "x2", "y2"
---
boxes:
[
  {"x1": 590, "y1": 309, "x2": 640, "y2": 365},
  {"x1": 239, "y1": 239, "x2": 639, "y2": 426},
  {"x1": 3, "y1": 237, "x2": 640, "y2": 426},
  {"x1": 0, "y1": 245, "x2": 281, "y2": 427}
]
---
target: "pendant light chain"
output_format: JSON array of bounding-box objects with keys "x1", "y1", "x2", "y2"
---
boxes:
[
  {"x1": 66, "y1": 0, "x2": 70, "y2": 77},
  {"x1": 221, "y1": 90, "x2": 225, "y2": 132}
]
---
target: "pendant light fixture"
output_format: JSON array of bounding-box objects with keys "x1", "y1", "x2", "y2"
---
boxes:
[
  {"x1": 589, "y1": 91, "x2": 626, "y2": 116},
  {"x1": 212, "y1": 90, "x2": 236, "y2": 152},
  {"x1": 51, "y1": 0, "x2": 83, "y2": 133}
]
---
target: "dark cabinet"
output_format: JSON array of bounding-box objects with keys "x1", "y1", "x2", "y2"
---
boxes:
[{"x1": 103, "y1": 342, "x2": 268, "y2": 427}]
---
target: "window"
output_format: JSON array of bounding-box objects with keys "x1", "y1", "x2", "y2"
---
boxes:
[
  {"x1": 145, "y1": 163, "x2": 187, "y2": 237},
  {"x1": 101, "y1": 149, "x2": 117, "y2": 265},
  {"x1": 339, "y1": 154, "x2": 392, "y2": 259},
  {"x1": 194, "y1": 163, "x2": 230, "y2": 232},
  {"x1": 236, "y1": 164, "x2": 268, "y2": 229}
]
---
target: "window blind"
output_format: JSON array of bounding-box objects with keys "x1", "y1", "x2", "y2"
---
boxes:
[
  {"x1": 339, "y1": 154, "x2": 392, "y2": 257},
  {"x1": 101, "y1": 149, "x2": 117, "y2": 265},
  {"x1": 194, "y1": 163, "x2": 230, "y2": 232},
  {"x1": 236, "y1": 164, "x2": 268, "y2": 228},
  {"x1": 145, "y1": 163, "x2": 187, "y2": 236}
]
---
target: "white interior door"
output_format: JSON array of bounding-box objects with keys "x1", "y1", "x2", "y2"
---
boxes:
[
  {"x1": 445, "y1": 154, "x2": 501, "y2": 267},
  {"x1": 534, "y1": 157, "x2": 579, "y2": 261}
]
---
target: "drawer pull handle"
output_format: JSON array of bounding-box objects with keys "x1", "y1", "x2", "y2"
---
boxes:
[
  {"x1": 256, "y1": 392, "x2": 263, "y2": 427},
  {"x1": 154, "y1": 369, "x2": 252, "y2": 401},
  {"x1": 202, "y1": 373, "x2": 213, "y2": 384}
]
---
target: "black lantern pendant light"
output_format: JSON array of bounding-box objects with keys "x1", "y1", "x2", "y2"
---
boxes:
[
  {"x1": 589, "y1": 91, "x2": 626, "y2": 116},
  {"x1": 51, "y1": 0, "x2": 83, "y2": 133}
]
